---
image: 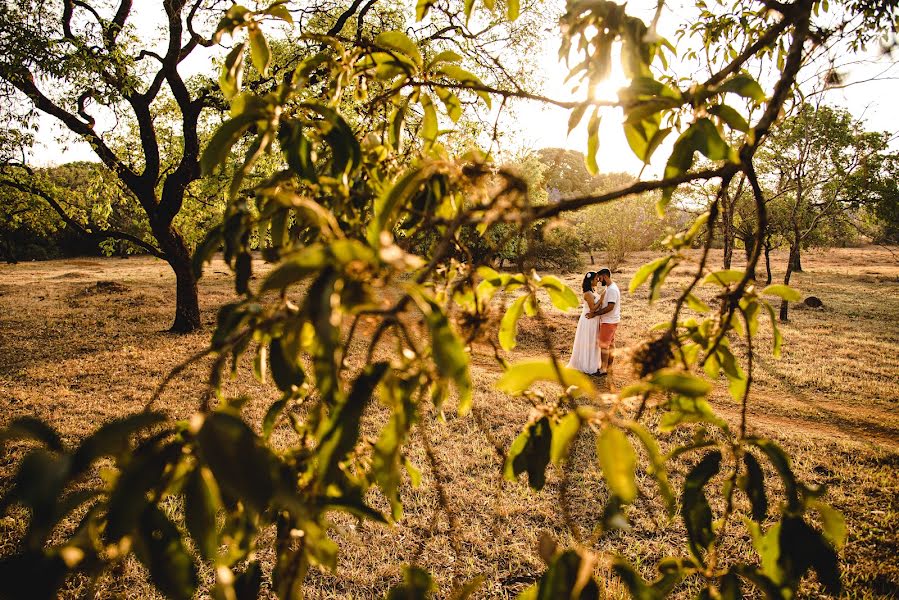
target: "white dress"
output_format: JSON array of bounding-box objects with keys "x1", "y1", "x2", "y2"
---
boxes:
[{"x1": 567, "y1": 291, "x2": 601, "y2": 374}]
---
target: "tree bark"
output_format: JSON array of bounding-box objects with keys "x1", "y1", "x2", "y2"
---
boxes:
[
  {"x1": 153, "y1": 223, "x2": 201, "y2": 332},
  {"x1": 779, "y1": 245, "x2": 797, "y2": 321},
  {"x1": 764, "y1": 240, "x2": 773, "y2": 285},
  {"x1": 722, "y1": 203, "x2": 734, "y2": 269},
  {"x1": 742, "y1": 231, "x2": 758, "y2": 280},
  {"x1": 789, "y1": 237, "x2": 803, "y2": 272}
]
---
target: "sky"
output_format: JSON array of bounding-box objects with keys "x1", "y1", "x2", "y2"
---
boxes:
[
  {"x1": 508, "y1": 1, "x2": 899, "y2": 176},
  {"x1": 28, "y1": 1, "x2": 899, "y2": 176}
]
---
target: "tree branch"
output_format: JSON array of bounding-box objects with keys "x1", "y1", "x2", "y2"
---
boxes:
[
  {"x1": 11, "y1": 71, "x2": 141, "y2": 191},
  {"x1": 534, "y1": 165, "x2": 737, "y2": 220}
]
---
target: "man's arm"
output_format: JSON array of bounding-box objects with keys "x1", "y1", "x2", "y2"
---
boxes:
[{"x1": 588, "y1": 302, "x2": 614, "y2": 318}]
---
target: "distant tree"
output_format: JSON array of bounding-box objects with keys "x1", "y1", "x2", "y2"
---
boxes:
[
  {"x1": 0, "y1": 1, "x2": 232, "y2": 331},
  {"x1": 757, "y1": 104, "x2": 893, "y2": 319},
  {"x1": 0, "y1": 162, "x2": 167, "y2": 261}
]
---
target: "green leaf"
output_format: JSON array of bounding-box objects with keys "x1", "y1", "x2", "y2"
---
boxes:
[
  {"x1": 74, "y1": 416, "x2": 162, "y2": 475},
  {"x1": 685, "y1": 294, "x2": 712, "y2": 313},
  {"x1": 623, "y1": 421, "x2": 675, "y2": 516},
  {"x1": 746, "y1": 438, "x2": 799, "y2": 511},
  {"x1": 435, "y1": 86, "x2": 462, "y2": 122},
  {"x1": 709, "y1": 104, "x2": 750, "y2": 132},
  {"x1": 134, "y1": 505, "x2": 199, "y2": 600},
  {"x1": 659, "y1": 396, "x2": 727, "y2": 432},
  {"x1": 264, "y1": 3, "x2": 293, "y2": 23},
  {"x1": 692, "y1": 117, "x2": 731, "y2": 161},
  {"x1": 530, "y1": 549, "x2": 601, "y2": 599},
  {"x1": 500, "y1": 294, "x2": 528, "y2": 351},
  {"x1": 720, "y1": 571, "x2": 742, "y2": 600},
  {"x1": 763, "y1": 301, "x2": 783, "y2": 358},
  {"x1": 269, "y1": 337, "x2": 305, "y2": 392},
  {"x1": 538, "y1": 275, "x2": 580, "y2": 310},
  {"x1": 420, "y1": 93, "x2": 438, "y2": 147},
  {"x1": 105, "y1": 440, "x2": 182, "y2": 540},
  {"x1": 550, "y1": 413, "x2": 581, "y2": 464},
  {"x1": 0, "y1": 417, "x2": 63, "y2": 452},
  {"x1": 810, "y1": 500, "x2": 847, "y2": 549},
  {"x1": 507, "y1": 0, "x2": 520, "y2": 20},
  {"x1": 184, "y1": 466, "x2": 221, "y2": 562},
  {"x1": 0, "y1": 551, "x2": 67, "y2": 600},
  {"x1": 192, "y1": 224, "x2": 223, "y2": 279},
  {"x1": 567, "y1": 104, "x2": 587, "y2": 133},
  {"x1": 201, "y1": 112, "x2": 256, "y2": 176},
  {"x1": 453, "y1": 576, "x2": 486, "y2": 600},
  {"x1": 218, "y1": 42, "x2": 246, "y2": 100},
  {"x1": 611, "y1": 560, "x2": 655, "y2": 600},
  {"x1": 386, "y1": 565, "x2": 434, "y2": 600},
  {"x1": 318, "y1": 495, "x2": 388, "y2": 524},
  {"x1": 761, "y1": 284, "x2": 801, "y2": 302},
  {"x1": 585, "y1": 110, "x2": 601, "y2": 175},
  {"x1": 437, "y1": 65, "x2": 491, "y2": 107},
  {"x1": 739, "y1": 452, "x2": 768, "y2": 522},
  {"x1": 262, "y1": 398, "x2": 288, "y2": 440},
  {"x1": 650, "y1": 368, "x2": 711, "y2": 397},
  {"x1": 260, "y1": 244, "x2": 327, "y2": 291},
  {"x1": 232, "y1": 561, "x2": 262, "y2": 600},
  {"x1": 416, "y1": 0, "x2": 435, "y2": 20},
  {"x1": 316, "y1": 363, "x2": 389, "y2": 485},
  {"x1": 718, "y1": 73, "x2": 766, "y2": 103},
  {"x1": 597, "y1": 426, "x2": 638, "y2": 503},
  {"x1": 376, "y1": 31, "x2": 423, "y2": 67},
  {"x1": 778, "y1": 516, "x2": 841, "y2": 595},
  {"x1": 416, "y1": 296, "x2": 472, "y2": 415},
  {"x1": 369, "y1": 166, "x2": 421, "y2": 246},
  {"x1": 496, "y1": 359, "x2": 595, "y2": 397},
  {"x1": 682, "y1": 451, "x2": 721, "y2": 564},
  {"x1": 504, "y1": 417, "x2": 552, "y2": 490},
  {"x1": 248, "y1": 27, "x2": 271, "y2": 75},
  {"x1": 196, "y1": 412, "x2": 278, "y2": 513},
  {"x1": 644, "y1": 126, "x2": 672, "y2": 164},
  {"x1": 630, "y1": 256, "x2": 671, "y2": 294},
  {"x1": 702, "y1": 269, "x2": 745, "y2": 286},
  {"x1": 428, "y1": 50, "x2": 463, "y2": 68}
]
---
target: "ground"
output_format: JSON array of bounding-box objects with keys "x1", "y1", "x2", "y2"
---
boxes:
[{"x1": 0, "y1": 246, "x2": 897, "y2": 599}]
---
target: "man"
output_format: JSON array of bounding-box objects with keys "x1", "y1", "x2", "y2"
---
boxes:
[{"x1": 588, "y1": 267, "x2": 620, "y2": 375}]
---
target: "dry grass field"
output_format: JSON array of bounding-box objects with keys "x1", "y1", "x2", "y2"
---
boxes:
[{"x1": 0, "y1": 246, "x2": 897, "y2": 599}]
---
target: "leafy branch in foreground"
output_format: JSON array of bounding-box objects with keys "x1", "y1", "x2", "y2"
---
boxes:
[{"x1": 0, "y1": 0, "x2": 888, "y2": 597}]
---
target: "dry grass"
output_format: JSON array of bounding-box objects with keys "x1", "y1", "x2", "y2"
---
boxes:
[{"x1": 0, "y1": 246, "x2": 897, "y2": 598}]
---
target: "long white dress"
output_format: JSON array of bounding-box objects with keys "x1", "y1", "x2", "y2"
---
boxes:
[{"x1": 567, "y1": 291, "x2": 601, "y2": 374}]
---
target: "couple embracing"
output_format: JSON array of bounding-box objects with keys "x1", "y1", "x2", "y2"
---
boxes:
[{"x1": 567, "y1": 268, "x2": 620, "y2": 376}]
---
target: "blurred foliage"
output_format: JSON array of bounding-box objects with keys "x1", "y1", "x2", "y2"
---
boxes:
[{"x1": 3, "y1": 0, "x2": 896, "y2": 598}]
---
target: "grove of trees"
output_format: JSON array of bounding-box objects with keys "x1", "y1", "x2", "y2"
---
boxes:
[{"x1": 0, "y1": 0, "x2": 897, "y2": 599}]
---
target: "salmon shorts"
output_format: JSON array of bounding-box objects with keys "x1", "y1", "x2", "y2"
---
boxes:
[{"x1": 598, "y1": 323, "x2": 618, "y2": 349}]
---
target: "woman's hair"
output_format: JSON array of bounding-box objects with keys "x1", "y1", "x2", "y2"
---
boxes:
[{"x1": 581, "y1": 272, "x2": 596, "y2": 292}]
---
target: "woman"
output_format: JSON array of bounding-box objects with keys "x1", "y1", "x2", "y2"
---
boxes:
[{"x1": 567, "y1": 271, "x2": 605, "y2": 374}]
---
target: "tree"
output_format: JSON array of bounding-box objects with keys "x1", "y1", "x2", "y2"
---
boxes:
[
  {"x1": 757, "y1": 104, "x2": 893, "y2": 320},
  {"x1": 0, "y1": 1, "x2": 229, "y2": 331},
  {"x1": 2, "y1": 0, "x2": 895, "y2": 598}
]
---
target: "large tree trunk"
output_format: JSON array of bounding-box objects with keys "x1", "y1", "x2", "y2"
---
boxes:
[{"x1": 154, "y1": 223, "x2": 201, "y2": 333}]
